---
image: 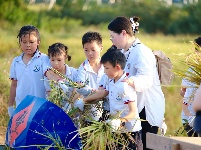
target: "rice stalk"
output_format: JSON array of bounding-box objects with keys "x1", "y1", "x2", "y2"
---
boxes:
[
  {"x1": 173, "y1": 47, "x2": 201, "y2": 86},
  {"x1": 77, "y1": 119, "x2": 134, "y2": 150},
  {"x1": 48, "y1": 67, "x2": 88, "y2": 89}
]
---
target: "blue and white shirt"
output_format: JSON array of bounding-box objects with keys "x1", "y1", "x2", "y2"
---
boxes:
[
  {"x1": 76, "y1": 59, "x2": 105, "y2": 121},
  {"x1": 10, "y1": 50, "x2": 48, "y2": 106}
]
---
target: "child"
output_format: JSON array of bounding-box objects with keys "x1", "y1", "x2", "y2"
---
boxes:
[
  {"x1": 75, "y1": 31, "x2": 105, "y2": 122},
  {"x1": 180, "y1": 78, "x2": 198, "y2": 136},
  {"x1": 44, "y1": 42, "x2": 78, "y2": 111},
  {"x1": 8, "y1": 25, "x2": 48, "y2": 117},
  {"x1": 180, "y1": 37, "x2": 201, "y2": 137},
  {"x1": 76, "y1": 48, "x2": 141, "y2": 149}
]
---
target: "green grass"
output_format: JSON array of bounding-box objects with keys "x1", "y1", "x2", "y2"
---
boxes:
[{"x1": 0, "y1": 26, "x2": 198, "y2": 137}]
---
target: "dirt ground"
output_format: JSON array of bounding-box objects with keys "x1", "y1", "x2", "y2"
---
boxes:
[{"x1": 0, "y1": 126, "x2": 6, "y2": 144}]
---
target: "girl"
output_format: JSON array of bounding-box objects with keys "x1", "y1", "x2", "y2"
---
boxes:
[
  {"x1": 108, "y1": 16, "x2": 165, "y2": 150},
  {"x1": 45, "y1": 42, "x2": 78, "y2": 111},
  {"x1": 8, "y1": 25, "x2": 48, "y2": 117}
]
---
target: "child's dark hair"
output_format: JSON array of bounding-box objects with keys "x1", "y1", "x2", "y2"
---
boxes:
[
  {"x1": 194, "y1": 37, "x2": 201, "y2": 46},
  {"x1": 101, "y1": 48, "x2": 126, "y2": 70},
  {"x1": 17, "y1": 25, "x2": 41, "y2": 43},
  {"x1": 82, "y1": 31, "x2": 102, "y2": 47},
  {"x1": 194, "y1": 37, "x2": 201, "y2": 51},
  {"x1": 108, "y1": 16, "x2": 140, "y2": 36},
  {"x1": 48, "y1": 43, "x2": 71, "y2": 61}
]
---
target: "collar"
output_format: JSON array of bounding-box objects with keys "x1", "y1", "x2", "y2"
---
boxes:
[
  {"x1": 121, "y1": 38, "x2": 141, "y2": 53},
  {"x1": 15, "y1": 50, "x2": 42, "y2": 62},
  {"x1": 82, "y1": 59, "x2": 103, "y2": 73},
  {"x1": 111, "y1": 72, "x2": 127, "y2": 85}
]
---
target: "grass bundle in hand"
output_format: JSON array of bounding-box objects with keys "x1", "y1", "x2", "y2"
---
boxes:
[{"x1": 77, "y1": 120, "x2": 132, "y2": 150}]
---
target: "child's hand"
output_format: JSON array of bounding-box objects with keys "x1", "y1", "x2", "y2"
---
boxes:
[
  {"x1": 106, "y1": 119, "x2": 121, "y2": 131},
  {"x1": 76, "y1": 86, "x2": 93, "y2": 97},
  {"x1": 160, "y1": 121, "x2": 167, "y2": 136},
  {"x1": 62, "y1": 102, "x2": 71, "y2": 113},
  {"x1": 8, "y1": 106, "x2": 15, "y2": 117},
  {"x1": 74, "y1": 98, "x2": 85, "y2": 111},
  {"x1": 121, "y1": 77, "x2": 133, "y2": 87},
  {"x1": 58, "y1": 80, "x2": 69, "y2": 93}
]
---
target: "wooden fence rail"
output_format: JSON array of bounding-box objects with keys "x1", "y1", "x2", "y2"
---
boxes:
[{"x1": 146, "y1": 132, "x2": 201, "y2": 150}]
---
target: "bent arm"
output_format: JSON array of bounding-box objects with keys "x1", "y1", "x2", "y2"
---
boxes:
[{"x1": 121, "y1": 101, "x2": 137, "y2": 122}]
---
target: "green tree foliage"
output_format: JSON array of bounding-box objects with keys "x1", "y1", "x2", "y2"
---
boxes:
[{"x1": 0, "y1": 0, "x2": 201, "y2": 34}]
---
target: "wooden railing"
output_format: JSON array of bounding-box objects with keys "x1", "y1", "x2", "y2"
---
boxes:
[{"x1": 146, "y1": 132, "x2": 201, "y2": 150}]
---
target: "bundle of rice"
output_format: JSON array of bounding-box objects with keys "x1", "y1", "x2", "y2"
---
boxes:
[
  {"x1": 77, "y1": 120, "x2": 134, "y2": 150},
  {"x1": 173, "y1": 41, "x2": 201, "y2": 87}
]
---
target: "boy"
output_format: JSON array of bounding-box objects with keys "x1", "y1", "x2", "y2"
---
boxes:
[
  {"x1": 75, "y1": 48, "x2": 141, "y2": 149},
  {"x1": 180, "y1": 36, "x2": 201, "y2": 137},
  {"x1": 75, "y1": 31, "x2": 105, "y2": 122}
]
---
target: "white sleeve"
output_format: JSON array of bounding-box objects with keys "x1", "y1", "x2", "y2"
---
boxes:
[
  {"x1": 130, "y1": 49, "x2": 155, "y2": 92},
  {"x1": 183, "y1": 88, "x2": 194, "y2": 103},
  {"x1": 117, "y1": 82, "x2": 137, "y2": 104},
  {"x1": 76, "y1": 65, "x2": 88, "y2": 83},
  {"x1": 42, "y1": 55, "x2": 51, "y2": 76},
  {"x1": 71, "y1": 67, "x2": 78, "y2": 82},
  {"x1": 181, "y1": 78, "x2": 189, "y2": 87}
]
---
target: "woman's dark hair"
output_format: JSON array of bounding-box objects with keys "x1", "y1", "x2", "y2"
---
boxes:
[
  {"x1": 108, "y1": 16, "x2": 140, "y2": 36},
  {"x1": 48, "y1": 43, "x2": 71, "y2": 61}
]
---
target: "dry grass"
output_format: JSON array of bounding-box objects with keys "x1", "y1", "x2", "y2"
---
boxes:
[{"x1": 0, "y1": 126, "x2": 6, "y2": 144}]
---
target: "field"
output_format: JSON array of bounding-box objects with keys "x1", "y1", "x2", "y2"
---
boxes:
[{"x1": 0, "y1": 26, "x2": 198, "y2": 143}]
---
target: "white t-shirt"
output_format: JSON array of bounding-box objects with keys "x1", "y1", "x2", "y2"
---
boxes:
[
  {"x1": 122, "y1": 38, "x2": 165, "y2": 127},
  {"x1": 106, "y1": 72, "x2": 141, "y2": 132},
  {"x1": 10, "y1": 50, "x2": 48, "y2": 107},
  {"x1": 76, "y1": 59, "x2": 105, "y2": 121},
  {"x1": 44, "y1": 63, "x2": 78, "y2": 99},
  {"x1": 99, "y1": 74, "x2": 111, "y2": 111}
]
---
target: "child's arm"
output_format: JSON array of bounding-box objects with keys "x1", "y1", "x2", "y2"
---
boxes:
[
  {"x1": 182, "y1": 103, "x2": 191, "y2": 116},
  {"x1": 83, "y1": 89, "x2": 108, "y2": 103},
  {"x1": 180, "y1": 87, "x2": 186, "y2": 97},
  {"x1": 120, "y1": 101, "x2": 137, "y2": 122},
  {"x1": 70, "y1": 88, "x2": 81, "y2": 102},
  {"x1": 193, "y1": 85, "x2": 201, "y2": 112},
  {"x1": 9, "y1": 80, "x2": 17, "y2": 107},
  {"x1": 74, "y1": 89, "x2": 108, "y2": 111},
  {"x1": 8, "y1": 80, "x2": 17, "y2": 117},
  {"x1": 45, "y1": 70, "x2": 62, "y2": 81}
]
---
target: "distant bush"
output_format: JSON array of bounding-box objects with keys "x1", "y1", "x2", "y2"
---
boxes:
[{"x1": 1, "y1": 0, "x2": 201, "y2": 35}]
